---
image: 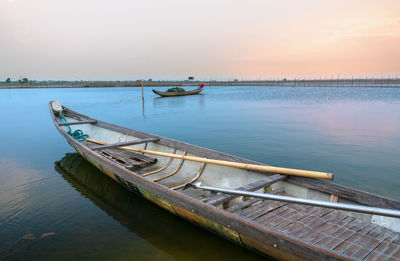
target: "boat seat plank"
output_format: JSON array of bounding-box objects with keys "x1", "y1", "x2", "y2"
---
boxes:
[
  {"x1": 59, "y1": 120, "x2": 97, "y2": 126},
  {"x1": 202, "y1": 174, "x2": 286, "y2": 206},
  {"x1": 91, "y1": 138, "x2": 159, "y2": 151}
]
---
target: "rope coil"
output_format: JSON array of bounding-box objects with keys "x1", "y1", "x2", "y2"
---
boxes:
[{"x1": 58, "y1": 112, "x2": 89, "y2": 142}]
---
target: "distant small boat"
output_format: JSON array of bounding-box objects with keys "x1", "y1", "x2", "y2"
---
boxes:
[{"x1": 153, "y1": 83, "x2": 205, "y2": 97}]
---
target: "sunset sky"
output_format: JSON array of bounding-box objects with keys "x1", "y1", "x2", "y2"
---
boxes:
[{"x1": 1, "y1": 0, "x2": 399, "y2": 80}]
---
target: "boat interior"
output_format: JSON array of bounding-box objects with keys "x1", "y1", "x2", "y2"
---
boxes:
[{"x1": 53, "y1": 105, "x2": 400, "y2": 260}]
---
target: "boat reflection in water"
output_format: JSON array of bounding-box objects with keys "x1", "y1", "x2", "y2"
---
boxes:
[{"x1": 54, "y1": 153, "x2": 266, "y2": 260}]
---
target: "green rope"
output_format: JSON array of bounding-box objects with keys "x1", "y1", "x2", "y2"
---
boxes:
[{"x1": 58, "y1": 112, "x2": 89, "y2": 142}]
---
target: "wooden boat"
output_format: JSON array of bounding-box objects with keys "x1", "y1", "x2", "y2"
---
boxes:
[
  {"x1": 152, "y1": 87, "x2": 203, "y2": 97},
  {"x1": 50, "y1": 100, "x2": 400, "y2": 260},
  {"x1": 55, "y1": 153, "x2": 263, "y2": 259}
]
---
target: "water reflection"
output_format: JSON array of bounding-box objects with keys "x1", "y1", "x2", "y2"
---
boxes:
[{"x1": 54, "y1": 153, "x2": 267, "y2": 261}]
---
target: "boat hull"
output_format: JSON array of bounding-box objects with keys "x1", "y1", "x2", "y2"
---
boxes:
[{"x1": 152, "y1": 88, "x2": 202, "y2": 97}]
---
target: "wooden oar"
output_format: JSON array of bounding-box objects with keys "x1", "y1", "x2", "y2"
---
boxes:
[{"x1": 86, "y1": 138, "x2": 333, "y2": 180}]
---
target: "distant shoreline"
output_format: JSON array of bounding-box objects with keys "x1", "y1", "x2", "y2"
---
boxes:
[{"x1": 1, "y1": 79, "x2": 400, "y2": 89}]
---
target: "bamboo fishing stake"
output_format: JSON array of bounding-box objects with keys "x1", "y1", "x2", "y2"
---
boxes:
[
  {"x1": 141, "y1": 79, "x2": 144, "y2": 100},
  {"x1": 86, "y1": 138, "x2": 333, "y2": 180}
]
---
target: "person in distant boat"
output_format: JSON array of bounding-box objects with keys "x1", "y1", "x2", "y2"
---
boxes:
[
  {"x1": 166, "y1": 83, "x2": 205, "y2": 93},
  {"x1": 167, "y1": 87, "x2": 186, "y2": 93}
]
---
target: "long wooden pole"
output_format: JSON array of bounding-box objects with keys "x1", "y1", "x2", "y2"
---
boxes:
[
  {"x1": 141, "y1": 79, "x2": 144, "y2": 100},
  {"x1": 86, "y1": 138, "x2": 333, "y2": 180}
]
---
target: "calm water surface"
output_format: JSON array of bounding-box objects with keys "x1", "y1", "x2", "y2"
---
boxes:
[{"x1": 1, "y1": 86, "x2": 400, "y2": 260}]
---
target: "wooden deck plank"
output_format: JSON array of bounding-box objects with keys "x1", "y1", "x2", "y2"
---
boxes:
[
  {"x1": 97, "y1": 146, "x2": 156, "y2": 168},
  {"x1": 204, "y1": 174, "x2": 286, "y2": 206},
  {"x1": 59, "y1": 119, "x2": 97, "y2": 126},
  {"x1": 278, "y1": 207, "x2": 328, "y2": 234},
  {"x1": 298, "y1": 211, "x2": 345, "y2": 239},
  {"x1": 304, "y1": 215, "x2": 351, "y2": 243},
  {"x1": 226, "y1": 198, "x2": 261, "y2": 213},
  {"x1": 391, "y1": 247, "x2": 400, "y2": 258},
  {"x1": 252, "y1": 203, "x2": 293, "y2": 223},
  {"x1": 308, "y1": 216, "x2": 354, "y2": 244},
  {"x1": 99, "y1": 149, "x2": 141, "y2": 167},
  {"x1": 91, "y1": 138, "x2": 158, "y2": 150},
  {"x1": 295, "y1": 211, "x2": 341, "y2": 239},
  {"x1": 333, "y1": 223, "x2": 382, "y2": 253},
  {"x1": 353, "y1": 229, "x2": 394, "y2": 259},
  {"x1": 237, "y1": 200, "x2": 272, "y2": 218},
  {"x1": 291, "y1": 209, "x2": 336, "y2": 238},
  {"x1": 325, "y1": 221, "x2": 374, "y2": 250},
  {"x1": 256, "y1": 207, "x2": 299, "y2": 227},
  {"x1": 344, "y1": 226, "x2": 386, "y2": 256},
  {"x1": 238, "y1": 200, "x2": 287, "y2": 220},
  {"x1": 316, "y1": 218, "x2": 364, "y2": 247},
  {"x1": 273, "y1": 210, "x2": 311, "y2": 231},
  {"x1": 364, "y1": 233, "x2": 399, "y2": 261},
  {"x1": 378, "y1": 237, "x2": 400, "y2": 260},
  {"x1": 284, "y1": 208, "x2": 333, "y2": 235}
]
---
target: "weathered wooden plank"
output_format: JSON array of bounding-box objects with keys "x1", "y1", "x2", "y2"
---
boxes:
[
  {"x1": 316, "y1": 218, "x2": 363, "y2": 246},
  {"x1": 203, "y1": 174, "x2": 286, "y2": 206},
  {"x1": 255, "y1": 205, "x2": 298, "y2": 225},
  {"x1": 380, "y1": 245, "x2": 400, "y2": 261},
  {"x1": 364, "y1": 233, "x2": 400, "y2": 260},
  {"x1": 98, "y1": 150, "x2": 141, "y2": 167},
  {"x1": 344, "y1": 225, "x2": 385, "y2": 256},
  {"x1": 91, "y1": 138, "x2": 159, "y2": 150},
  {"x1": 289, "y1": 208, "x2": 334, "y2": 237},
  {"x1": 226, "y1": 198, "x2": 261, "y2": 213},
  {"x1": 59, "y1": 120, "x2": 97, "y2": 126},
  {"x1": 310, "y1": 216, "x2": 356, "y2": 244},
  {"x1": 391, "y1": 246, "x2": 400, "y2": 259},
  {"x1": 334, "y1": 223, "x2": 383, "y2": 253},
  {"x1": 238, "y1": 200, "x2": 286, "y2": 220},
  {"x1": 294, "y1": 210, "x2": 339, "y2": 239},
  {"x1": 353, "y1": 229, "x2": 394, "y2": 259},
  {"x1": 299, "y1": 211, "x2": 346, "y2": 241},
  {"x1": 327, "y1": 221, "x2": 375, "y2": 251},
  {"x1": 113, "y1": 148, "x2": 157, "y2": 163}
]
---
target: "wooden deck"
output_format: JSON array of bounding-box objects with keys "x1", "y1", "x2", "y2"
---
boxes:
[{"x1": 217, "y1": 198, "x2": 400, "y2": 260}]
